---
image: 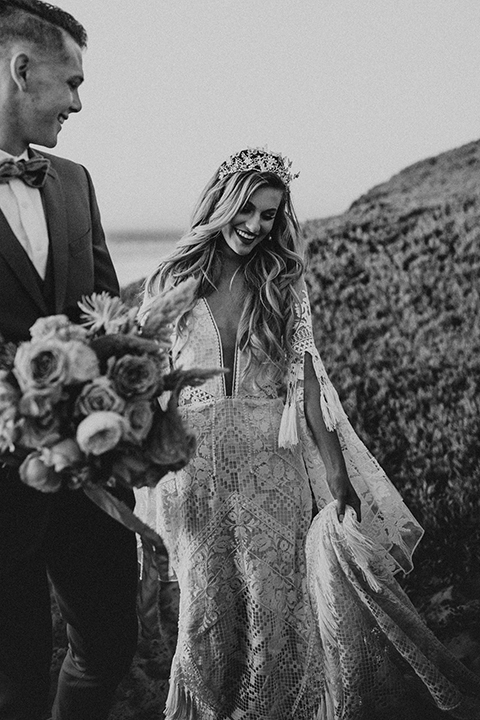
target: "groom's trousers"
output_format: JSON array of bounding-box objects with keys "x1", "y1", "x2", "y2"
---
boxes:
[{"x1": 0, "y1": 471, "x2": 139, "y2": 720}]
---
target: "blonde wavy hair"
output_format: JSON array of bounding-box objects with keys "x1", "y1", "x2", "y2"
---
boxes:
[{"x1": 144, "y1": 166, "x2": 304, "y2": 385}]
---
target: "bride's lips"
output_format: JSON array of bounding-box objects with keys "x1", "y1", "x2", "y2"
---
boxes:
[{"x1": 235, "y1": 228, "x2": 257, "y2": 244}]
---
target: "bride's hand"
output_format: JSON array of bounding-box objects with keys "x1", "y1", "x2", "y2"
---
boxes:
[
  {"x1": 302, "y1": 355, "x2": 361, "y2": 524},
  {"x1": 328, "y1": 471, "x2": 361, "y2": 523}
]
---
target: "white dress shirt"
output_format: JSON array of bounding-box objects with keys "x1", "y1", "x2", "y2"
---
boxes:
[{"x1": 0, "y1": 148, "x2": 49, "y2": 279}]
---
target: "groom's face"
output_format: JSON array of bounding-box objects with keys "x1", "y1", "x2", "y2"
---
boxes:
[{"x1": 19, "y1": 31, "x2": 84, "y2": 149}]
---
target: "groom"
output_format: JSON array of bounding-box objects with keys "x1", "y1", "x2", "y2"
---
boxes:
[{"x1": 0, "y1": 2, "x2": 138, "y2": 719}]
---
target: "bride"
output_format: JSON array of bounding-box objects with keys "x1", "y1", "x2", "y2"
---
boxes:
[{"x1": 136, "y1": 147, "x2": 480, "y2": 719}]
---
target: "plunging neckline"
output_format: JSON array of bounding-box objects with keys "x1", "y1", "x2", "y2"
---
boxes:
[{"x1": 202, "y1": 298, "x2": 239, "y2": 397}]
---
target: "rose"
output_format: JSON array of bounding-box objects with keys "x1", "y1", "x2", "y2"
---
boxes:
[
  {"x1": 29, "y1": 314, "x2": 71, "y2": 340},
  {"x1": 29, "y1": 314, "x2": 87, "y2": 342},
  {"x1": 30, "y1": 314, "x2": 89, "y2": 342},
  {"x1": 63, "y1": 326, "x2": 89, "y2": 342},
  {"x1": 0, "y1": 342, "x2": 17, "y2": 372},
  {"x1": 13, "y1": 337, "x2": 99, "y2": 393},
  {"x1": 19, "y1": 387, "x2": 62, "y2": 418},
  {"x1": 20, "y1": 411, "x2": 61, "y2": 448},
  {"x1": 108, "y1": 353, "x2": 162, "y2": 400},
  {"x1": 76, "y1": 411, "x2": 126, "y2": 456},
  {"x1": 19, "y1": 451, "x2": 62, "y2": 493},
  {"x1": 0, "y1": 405, "x2": 17, "y2": 453},
  {"x1": 40, "y1": 438, "x2": 83, "y2": 472},
  {"x1": 20, "y1": 438, "x2": 83, "y2": 492},
  {"x1": 75, "y1": 376, "x2": 125, "y2": 417},
  {"x1": 122, "y1": 399, "x2": 154, "y2": 444},
  {"x1": 0, "y1": 374, "x2": 19, "y2": 411},
  {"x1": 0, "y1": 375, "x2": 19, "y2": 452},
  {"x1": 65, "y1": 341, "x2": 99, "y2": 383},
  {"x1": 14, "y1": 339, "x2": 70, "y2": 392}
]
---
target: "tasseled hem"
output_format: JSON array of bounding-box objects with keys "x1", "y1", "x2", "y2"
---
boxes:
[
  {"x1": 279, "y1": 361, "x2": 302, "y2": 449},
  {"x1": 165, "y1": 681, "x2": 202, "y2": 720},
  {"x1": 311, "y1": 353, "x2": 342, "y2": 432},
  {"x1": 306, "y1": 503, "x2": 480, "y2": 720},
  {"x1": 278, "y1": 362, "x2": 341, "y2": 447},
  {"x1": 320, "y1": 392, "x2": 338, "y2": 432},
  {"x1": 278, "y1": 399, "x2": 299, "y2": 448}
]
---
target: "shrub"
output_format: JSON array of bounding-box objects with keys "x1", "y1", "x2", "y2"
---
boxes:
[{"x1": 304, "y1": 140, "x2": 480, "y2": 598}]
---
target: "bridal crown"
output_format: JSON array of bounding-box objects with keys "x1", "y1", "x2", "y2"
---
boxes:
[{"x1": 218, "y1": 148, "x2": 299, "y2": 187}]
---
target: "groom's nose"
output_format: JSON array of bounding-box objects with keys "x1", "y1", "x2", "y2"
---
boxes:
[{"x1": 70, "y1": 89, "x2": 82, "y2": 114}]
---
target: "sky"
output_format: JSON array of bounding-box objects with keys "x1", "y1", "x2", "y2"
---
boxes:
[{"x1": 51, "y1": 0, "x2": 480, "y2": 234}]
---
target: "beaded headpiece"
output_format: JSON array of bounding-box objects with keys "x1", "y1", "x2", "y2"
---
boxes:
[{"x1": 218, "y1": 147, "x2": 299, "y2": 187}]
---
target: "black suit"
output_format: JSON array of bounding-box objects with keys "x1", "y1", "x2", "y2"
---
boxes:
[{"x1": 0, "y1": 151, "x2": 138, "y2": 720}]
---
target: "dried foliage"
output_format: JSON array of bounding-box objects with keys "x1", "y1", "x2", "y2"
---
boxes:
[{"x1": 303, "y1": 139, "x2": 480, "y2": 600}]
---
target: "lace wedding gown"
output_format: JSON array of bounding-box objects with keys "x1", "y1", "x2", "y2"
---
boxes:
[{"x1": 136, "y1": 284, "x2": 480, "y2": 720}]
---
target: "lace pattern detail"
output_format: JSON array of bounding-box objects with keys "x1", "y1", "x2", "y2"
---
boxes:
[
  {"x1": 306, "y1": 504, "x2": 480, "y2": 719},
  {"x1": 280, "y1": 281, "x2": 424, "y2": 575},
  {"x1": 134, "y1": 293, "x2": 476, "y2": 719},
  {"x1": 154, "y1": 396, "x2": 324, "y2": 719},
  {"x1": 138, "y1": 299, "x2": 325, "y2": 717}
]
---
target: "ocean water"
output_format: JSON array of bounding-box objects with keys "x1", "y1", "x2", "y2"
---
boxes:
[{"x1": 106, "y1": 230, "x2": 181, "y2": 287}]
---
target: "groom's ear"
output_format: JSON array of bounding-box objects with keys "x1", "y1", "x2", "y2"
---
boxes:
[{"x1": 10, "y1": 52, "x2": 30, "y2": 91}]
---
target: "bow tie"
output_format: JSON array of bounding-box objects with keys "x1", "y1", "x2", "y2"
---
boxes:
[{"x1": 0, "y1": 157, "x2": 51, "y2": 189}]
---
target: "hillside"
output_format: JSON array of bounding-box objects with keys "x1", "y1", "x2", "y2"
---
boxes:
[{"x1": 303, "y1": 139, "x2": 480, "y2": 610}]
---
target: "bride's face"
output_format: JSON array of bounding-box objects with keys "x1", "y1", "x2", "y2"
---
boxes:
[{"x1": 221, "y1": 186, "x2": 283, "y2": 256}]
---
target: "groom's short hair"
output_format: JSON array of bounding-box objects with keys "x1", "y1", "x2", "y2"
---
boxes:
[{"x1": 0, "y1": 0, "x2": 87, "y2": 54}]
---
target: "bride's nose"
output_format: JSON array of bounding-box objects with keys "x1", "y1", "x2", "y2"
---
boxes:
[{"x1": 245, "y1": 213, "x2": 261, "y2": 234}]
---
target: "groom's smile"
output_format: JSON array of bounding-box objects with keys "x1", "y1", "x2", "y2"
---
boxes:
[{"x1": 11, "y1": 30, "x2": 84, "y2": 154}]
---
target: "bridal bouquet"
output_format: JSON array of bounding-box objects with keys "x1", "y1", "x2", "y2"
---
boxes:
[{"x1": 0, "y1": 278, "x2": 208, "y2": 495}]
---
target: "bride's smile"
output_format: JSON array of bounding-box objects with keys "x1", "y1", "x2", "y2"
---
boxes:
[{"x1": 221, "y1": 186, "x2": 282, "y2": 255}]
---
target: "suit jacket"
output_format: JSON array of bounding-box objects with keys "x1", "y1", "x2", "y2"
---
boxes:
[
  {"x1": 0, "y1": 149, "x2": 120, "y2": 571},
  {"x1": 0, "y1": 148, "x2": 119, "y2": 343}
]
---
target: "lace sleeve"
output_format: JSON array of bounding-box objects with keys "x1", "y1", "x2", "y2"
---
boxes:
[
  {"x1": 279, "y1": 280, "x2": 341, "y2": 448},
  {"x1": 279, "y1": 279, "x2": 424, "y2": 575}
]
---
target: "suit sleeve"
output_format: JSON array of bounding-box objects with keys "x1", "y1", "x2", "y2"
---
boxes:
[{"x1": 83, "y1": 167, "x2": 120, "y2": 298}]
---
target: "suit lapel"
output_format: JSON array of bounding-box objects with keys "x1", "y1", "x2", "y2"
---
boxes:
[
  {"x1": 35, "y1": 151, "x2": 69, "y2": 313},
  {"x1": 0, "y1": 149, "x2": 70, "y2": 316},
  {"x1": 0, "y1": 208, "x2": 48, "y2": 314}
]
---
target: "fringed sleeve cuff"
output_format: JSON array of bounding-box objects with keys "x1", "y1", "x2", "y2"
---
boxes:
[
  {"x1": 279, "y1": 280, "x2": 345, "y2": 447},
  {"x1": 278, "y1": 361, "x2": 301, "y2": 449},
  {"x1": 311, "y1": 350, "x2": 344, "y2": 432},
  {"x1": 278, "y1": 397, "x2": 299, "y2": 449}
]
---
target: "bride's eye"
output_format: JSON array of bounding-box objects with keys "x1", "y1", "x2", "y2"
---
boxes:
[{"x1": 239, "y1": 202, "x2": 253, "y2": 214}]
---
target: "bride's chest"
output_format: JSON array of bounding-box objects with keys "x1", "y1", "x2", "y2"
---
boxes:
[{"x1": 204, "y1": 291, "x2": 243, "y2": 352}]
